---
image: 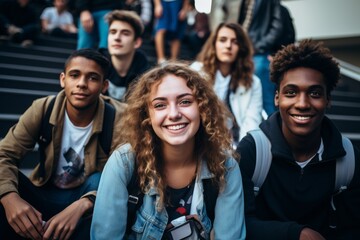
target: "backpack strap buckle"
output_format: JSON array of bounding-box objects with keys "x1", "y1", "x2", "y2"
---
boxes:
[{"x1": 128, "y1": 195, "x2": 139, "y2": 205}]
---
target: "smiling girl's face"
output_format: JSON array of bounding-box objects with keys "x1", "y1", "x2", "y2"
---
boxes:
[{"x1": 148, "y1": 74, "x2": 201, "y2": 149}]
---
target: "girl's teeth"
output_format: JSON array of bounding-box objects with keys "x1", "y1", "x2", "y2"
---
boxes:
[{"x1": 168, "y1": 124, "x2": 185, "y2": 130}]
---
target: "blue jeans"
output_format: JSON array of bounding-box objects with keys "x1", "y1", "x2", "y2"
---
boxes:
[
  {"x1": 0, "y1": 171, "x2": 101, "y2": 239},
  {"x1": 77, "y1": 10, "x2": 110, "y2": 49},
  {"x1": 253, "y1": 54, "x2": 277, "y2": 116}
]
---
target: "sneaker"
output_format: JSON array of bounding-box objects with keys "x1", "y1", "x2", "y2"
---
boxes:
[{"x1": 157, "y1": 58, "x2": 167, "y2": 65}]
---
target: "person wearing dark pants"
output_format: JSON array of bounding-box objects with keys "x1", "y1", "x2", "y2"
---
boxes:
[{"x1": 0, "y1": 49, "x2": 126, "y2": 240}]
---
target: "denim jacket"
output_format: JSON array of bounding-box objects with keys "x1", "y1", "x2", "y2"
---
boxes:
[{"x1": 91, "y1": 143, "x2": 246, "y2": 239}]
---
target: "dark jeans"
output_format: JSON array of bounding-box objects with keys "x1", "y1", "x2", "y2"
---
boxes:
[
  {"x1": 50, "y1": 27, "x2": 77, "y2": 39},
  {"x1": 0, "y1": 171, "x2": 101, "y2": 239}
]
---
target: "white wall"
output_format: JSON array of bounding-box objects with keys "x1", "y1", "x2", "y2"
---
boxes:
[{"x1": 282, "y1": 0, "x2": 360, "y2": 40}]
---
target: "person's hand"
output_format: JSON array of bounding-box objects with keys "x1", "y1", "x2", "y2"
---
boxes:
[
  {"x1": 80, "y1": 10, "x2": 94, "y2": 33},
  {"x1": 178, "y1": 9, "x2": 187, "y2": 21},
  {"x1": 43, "y1": 198, "x2": 93, "y2": 240},
  {"x1": 7, "y1": 25, "x2": 22, "y2": 35},
  {"x1": 0, "y1": 192, "x2": 43, "y2": 239},
  {"x1": 300, "y1": 228, "x2": 326, "y2": 240},
  {"x1": 154, "y1": 4, "x2": 163, "y2": 19}
]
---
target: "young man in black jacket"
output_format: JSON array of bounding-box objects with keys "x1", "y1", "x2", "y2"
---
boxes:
[
  {"x1": 99, "y1": 10, "x2": 149, "y2": 101},
  {"x1": 237, "y1": 39, "x2": 360, "y2": 240}
]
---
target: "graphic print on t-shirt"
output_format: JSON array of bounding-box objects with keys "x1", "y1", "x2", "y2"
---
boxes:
[
  {"x1": 53, "y1": 111, "x2": 92, "y2": 189},
  {"x1": 54, "y1": 147, "x2": 84, "y2": 188},
  {"x1": 166, "y1": 180, "x2": 195, "y2": 223}
]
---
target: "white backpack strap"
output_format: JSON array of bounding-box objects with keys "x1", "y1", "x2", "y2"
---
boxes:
[
  {"x1": 330, "y1": 136, "x2": 355, "y2": 214},
  {"x1": 335, "y1": 136, "x2": 355, "y2": 193},
  {"x1": 248, "y1": 129, "x2": 272, "y2": 196}
]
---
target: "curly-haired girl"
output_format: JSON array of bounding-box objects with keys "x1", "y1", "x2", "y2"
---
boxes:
[{"x1": 91, "y1": 62, "x2": 246, "y2": 239}]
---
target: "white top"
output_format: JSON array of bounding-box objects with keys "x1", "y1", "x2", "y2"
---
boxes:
[
  {"x1": 53, "y1": 111, "x2": 93, "y2": 189},
  {"x1": 296, "y1": 138, "x2": 324, "y2": 168},
  {"x1": 107, "y1": 81, "x2": 127, "y2": 101},
  {"x1": 190, "y1": 61, "x2": 263, "y2": 141},
  {"x1": 41, "y1": 7, "x2": 74, "y2": 31}
]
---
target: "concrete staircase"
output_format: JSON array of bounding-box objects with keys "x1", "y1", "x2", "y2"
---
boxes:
[
  {"x1": 0, "y1": 34, "x2": 194, "y2": 171},
  {"x1": 0, "y1": 35, "x2": 359, "y2": 173}
]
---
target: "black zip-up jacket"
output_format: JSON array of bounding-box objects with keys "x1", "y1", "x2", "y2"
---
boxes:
[
  {"x1": 237, "y1": 112, "x2": 360, "y2": 240},
  {"x1": 238, "y1": 0, "x2": 283, "y2": 54}
]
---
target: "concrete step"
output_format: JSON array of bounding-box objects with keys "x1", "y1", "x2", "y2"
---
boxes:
[
  {"x1": 0, "y1": 75, "x2": 61, "y2": 92},
  {"x1": 0, "y1": 88, "x2": 57, "y2": 114},
  {"x1": 0, "y1": 44, "x2": 73, "y2": 59},
  {"x1": 0, "y1": 52, "x2": 65, "y2": 69},
  {"x1": 328, "y1": 114, "x2": 360, "y2": 134},
  {"x1": 35, "y1": 35, "x2": 77, "y2": 50},
  {"x1": 326, "y1": 101, "x2": 360, "y2": 116},
  {"x1": 332, "y1": 90, "x2": 360, "y2": 102},
  {"x1": 0, "y1": 63, "x2": 61, "y2": 79}
]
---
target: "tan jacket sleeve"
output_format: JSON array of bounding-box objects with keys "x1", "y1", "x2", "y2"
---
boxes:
[{"x1": 0, "y1": 97, "x2": 50, "y2": 198}]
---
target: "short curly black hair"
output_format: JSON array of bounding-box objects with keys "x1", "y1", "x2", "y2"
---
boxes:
[{"x1": 270, "y1": 39, "x2": 340, "y2": 96}]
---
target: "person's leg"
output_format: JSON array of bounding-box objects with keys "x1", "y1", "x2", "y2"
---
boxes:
[
  {"x1": 253, "y1": 54, "x2": 277, "y2": 116},
  {"x1": 0, "y1": 171, "x2": 101, "y2": 239},
  {"x1": 77, "y1": 172, "x2": 101, "y2": 194},
  {"x1": 0, "y1": 205, "x2": 25, "y2": 239},
  {"x1": 20, "y1": 23, "x2": 40, "y2": 41},
  {"x1": 170, "y1": 39, "x2": 180, "y2": 60},
  {"x1": 226, "y1": 0, "x2": 242, "y2": 23},
  {"x1": 0, "y1": 172, "x2": 52, "y2": 239},
  {"x1": 77, "y1": 15, "x2": 96, "y2": 49},
  {"x1": 208, "y1": 0, "x2": 225, "y2": 32},
  {"x1": 68, "y1": 172, "x2": 101, "y2": 239},
  {"x1": 51, "y1": 27, "x2": 68, "y2": 38},
  {"x1": 93, "y1": 10, "x2": 110, "y2": 49},
  {"x1": 155, "y1": 29, "x2": 166, "y2": 63},
  {"x1": 170, "y1": 9, "x2": 187, "y2": 61}
]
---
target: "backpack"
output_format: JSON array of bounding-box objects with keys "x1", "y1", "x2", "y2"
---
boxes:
[
  {"x1": 248, "y1": 129, "x2": 355, "y2": 229},
  {"x1": 126, "y1": 165, "x2": 219, "y2": 234},
  {"x1": 37, "y1": 96, "x2": 116, "y2": 177},
  {"x1": 249, "y1": 129, "x2": 355, "y2": 197}
]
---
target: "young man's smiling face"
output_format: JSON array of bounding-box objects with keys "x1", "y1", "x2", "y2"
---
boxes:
[
  {"x1": 275, "y1": 67, "x2": 329, "y2": 140},
  {"x1": 108, "y1": 20, "x2": 141, "y2": 58}
]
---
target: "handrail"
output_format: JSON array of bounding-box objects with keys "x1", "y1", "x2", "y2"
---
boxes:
[{"x1": 336, "y1": 58, "x2": 360, "y2": 82}]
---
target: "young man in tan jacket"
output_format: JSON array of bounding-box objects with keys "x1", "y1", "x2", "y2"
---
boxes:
[{"x1": 0, "y1": 49, "x2": 126, "y2": 240}]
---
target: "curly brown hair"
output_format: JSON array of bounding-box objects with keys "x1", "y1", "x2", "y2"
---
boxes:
[
  {"x1": 270, "y1": 39, "x2": 340, "y2": 97},
  {"x1": 120, "y1": 62, "x2": 234, "y2": 209},
  {"x1": 196, "y1": 22, "x2": 254, "y2": 91}
]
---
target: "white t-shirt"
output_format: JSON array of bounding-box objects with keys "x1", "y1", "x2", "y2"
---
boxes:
[
  {"x1": 108, "y1": 81, "x2": 127, "y2": 101},
  {"x1": 53, "y1": 111, "x2": 93, "y2": 189},
  {"x1": 40, "y1": 7, "x2": 74, "y2": 31},
  {"x1": 296, "y1": 138, "x2": 324, "y2": 168}
]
